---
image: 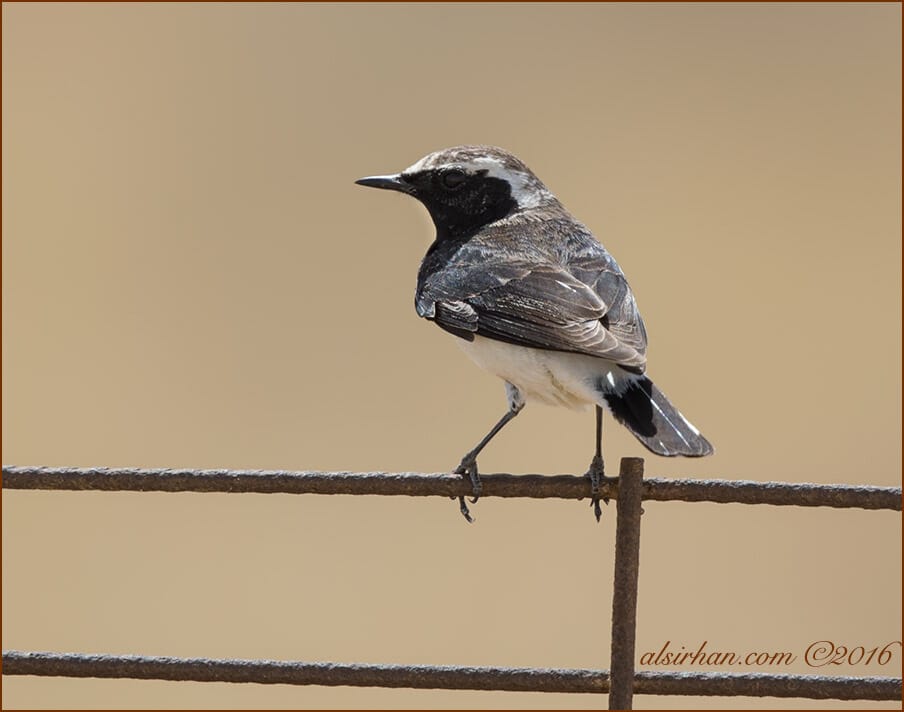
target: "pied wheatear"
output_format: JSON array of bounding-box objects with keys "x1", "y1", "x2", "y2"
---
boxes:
[{"x1": 357, "y1": 146, "x2": 713, "y2": 522}]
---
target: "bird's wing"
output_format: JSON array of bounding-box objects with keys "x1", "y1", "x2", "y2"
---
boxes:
[
  {"x1": 417, "y1": 261, "x2": 647, "y2": 371},
  {"x1": 567, "y1": 252, "x2": 648, "y2": 358}
]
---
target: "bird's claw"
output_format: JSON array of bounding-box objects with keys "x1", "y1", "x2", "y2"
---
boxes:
[
  {"x1": 454, "y1": 456, "x2": 482, "y2": 502},
  {"x1": 585, "y1": 454, "x2": 610, "y2": 523},
  {"x1": 454, "y1": 455, "x2": 482, "y2": 522},
  {"x1": 591, "y1": 498, "x2": 603, "y2": 523},
  {"x1": 586, "y1": 454, "x2": 604, "y2": 493},
  {"x1": 458, "y1": 496, "x2": 475, "y2": 523}
]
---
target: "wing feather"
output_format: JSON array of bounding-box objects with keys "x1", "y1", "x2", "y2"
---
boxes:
[{"x1": 420, "y1": 261, "x2": 647, "y2": 371}]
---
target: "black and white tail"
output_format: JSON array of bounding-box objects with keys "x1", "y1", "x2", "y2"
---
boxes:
[{"x1": 602, "y1": 375, "x2": 713, "y2": 457}]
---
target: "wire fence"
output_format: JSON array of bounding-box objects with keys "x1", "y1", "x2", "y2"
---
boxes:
[{"x1": 2, "y1": 461, "x2": 901, "y2": 708}]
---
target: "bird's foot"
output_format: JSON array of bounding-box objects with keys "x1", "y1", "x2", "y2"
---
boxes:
[
  {"x1": 455, "y1": 454, "x2": 483, "y2": 502},
  {"x1": 585, "y1": 454, "x2": 610, "y2": 523},
  {"x1": 453, "y1": 455, "x2": 482, "y2": 523}
]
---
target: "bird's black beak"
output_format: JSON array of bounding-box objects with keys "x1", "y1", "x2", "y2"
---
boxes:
[{"x1": 355, "y1": 173, "x2": 413, "y2": 194}]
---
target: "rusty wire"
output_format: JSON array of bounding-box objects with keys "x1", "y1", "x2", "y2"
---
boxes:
[
  {"x1": 2, "y1": 466, "x2": 900, "y2": 510},
  {"x1": 608, "y1": 457, "x2": 645, "y2": 709},
  {"x1": 2, "y1": 651, "x2": 900, "y2": 701}
]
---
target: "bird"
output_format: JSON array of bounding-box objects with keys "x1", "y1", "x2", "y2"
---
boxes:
[{"x1": 356, "y1": 145, "x2": 713, "y2": 522}]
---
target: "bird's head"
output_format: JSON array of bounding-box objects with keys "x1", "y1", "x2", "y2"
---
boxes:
[{"x1": 356, "y1": 145, "x2": 556, "y2": 238}]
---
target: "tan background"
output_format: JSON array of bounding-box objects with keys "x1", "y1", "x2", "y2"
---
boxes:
[{"x1": 2, "y1": 2, "x2": 901, "y2": 709}]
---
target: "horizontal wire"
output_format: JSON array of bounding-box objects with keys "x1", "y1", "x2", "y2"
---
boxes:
[
  {"x1": 2, "y1": 651, "x2": 900, "y2": 701},
  {"x1": 2, "y1": 466, "x2": 900, "y2": 510}
]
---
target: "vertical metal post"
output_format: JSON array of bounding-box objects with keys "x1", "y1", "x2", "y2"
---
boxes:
[{"x1": 608, "y1": 457, "x2": 644, "y2": 710}]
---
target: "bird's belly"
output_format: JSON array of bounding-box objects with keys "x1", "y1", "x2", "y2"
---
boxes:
[{"x1": 456, "y1": 335, "x2": 622, "y2": 410}]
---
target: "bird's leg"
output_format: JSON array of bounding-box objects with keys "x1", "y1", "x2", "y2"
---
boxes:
[
  {"x1": 585, "y1": 405, "x2": 609, "y2": 522},
  {"x1": 454, "y1": 407, "x2": 520, "y2": 518},
  {"x1": 454, "y1": 385, "x2": 524, "y2": 523}
]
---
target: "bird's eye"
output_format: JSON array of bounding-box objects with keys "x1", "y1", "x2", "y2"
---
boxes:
[{"x1": 440, "y1": 168, "x2": 467, "y2": 191}]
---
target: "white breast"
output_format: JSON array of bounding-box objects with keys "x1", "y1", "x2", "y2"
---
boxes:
[{"x1": 456, "y1": 335, "x2": 630, "y2": 410}]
